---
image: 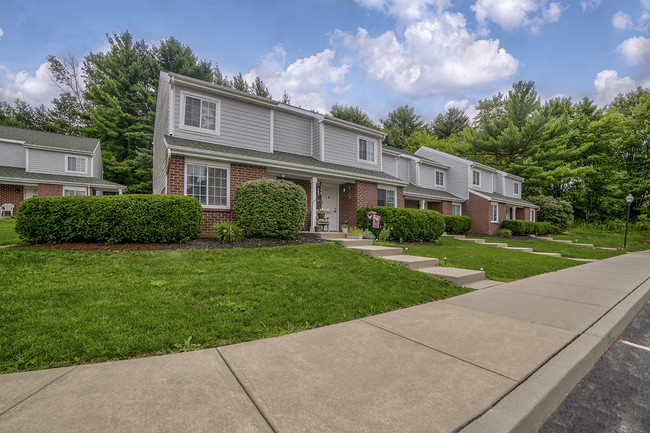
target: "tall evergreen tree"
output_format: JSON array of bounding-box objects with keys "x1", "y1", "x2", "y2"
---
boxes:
[
  {"x1": 329, "y1": 103, "x2": 377, "y2": 129},
  {"x1": 251, "y1": 76, "x2": 271, "y2": 98},
  {"x1": 381, "y1": 105, "x2": 423, "y2": 149},
  {"x1": 231, "y1": 73, "x2": 249, "y2": 92},
  {"x1": 430, "y1": 107, "x2": 469, "y2": 139}
]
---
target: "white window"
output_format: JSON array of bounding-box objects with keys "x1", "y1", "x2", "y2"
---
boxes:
[
  {"x1": 490, "y1": 203, "x2": 498, "y2": 222},
  {"x1": 185, "y1": 163, "x2": 229, "y2": 208},
  {"x1": 435, "y1": 170, "x2": 445, "y2": 187},
  {"x1": 180, "y1": 92, "x2": 220, "y2": 134},
  {"x1": 530, "y1": 209, "x2": 536, "y2": 222},
  {"x1": 357, "y1": 137, "x2": 376, "y2": 163},
  {"x1": 378, "y1": 187, "x2": 396, "y2": 207},
  {"x1": 513, "y1": 182, "x2": 520, "y2": 195},
  {"x1": 66, "y1": 155, "x2": 87, "y2": 174},
  {"x1": 472, "y1": 170, "x2": 481, "y2": 186},
  {"x1": 63, "y1": 187, "x2": 86, "y2": 196},
  {"x1": 452, "y1": 203, "x2": 462, "y2": 216}
]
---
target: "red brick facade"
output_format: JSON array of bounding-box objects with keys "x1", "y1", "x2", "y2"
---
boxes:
[
  {"x1": 0, "y1": 184, "x2": 23, "y2": 213},
  {"x1": 516, "y1": 207, "x2": 533, "y2": 221},
  {"x1": 405, "y1": 199, "x2": 419, "y2": 209},
  {"x1": 428, "y1": 201, "x2": 453, "y2": 215},
  {"x1": 38, "y1": 184, "x2": 63, "y2": 197},
  {"x1": 464, "y1": 191, "x2": 536, "y2": 235},
  {"x1": 338, "y1": 181, "x2": 379, "y2": 228}
]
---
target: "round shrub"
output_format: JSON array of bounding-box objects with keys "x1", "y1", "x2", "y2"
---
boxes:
[
  {"x1": 497, "y1": 228, "x2": 513, "y2": 238},
  {"x1": 528, "y1": 195, "x2": 574, "y2": 233},
  {"x1": 213, "y1": 222, "x2": 244, "y2": 243},
  {"x1": 15, "y1": 195, "x2": 202, "y2": 244},
  {"x1": 443, "y1": 215, "x2": 473, "y2": 235},
  {"x1": 234, "y1": 179, "x2": 307, "y2": 240},
  {"x1": 356, "y1": 207, "x2": 445, "y2": 242},
  {"x1": 534, "y1": 222, "x2": 552, "y2": 236},
  {"x1": 501, "y1": 220, "x2": 535, "y2": 236}
]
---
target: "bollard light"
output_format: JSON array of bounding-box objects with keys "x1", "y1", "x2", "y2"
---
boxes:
[
  {"x1": 443, "y1": 257, "x2": 447, "y2": 265},
  {"x1": 624, "y1": 194, "x2": 634, "y2": 248}
]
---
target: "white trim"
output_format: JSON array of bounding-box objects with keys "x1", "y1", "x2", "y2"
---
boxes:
[
  {"x1": 415, "y1": 161, "x2": 421, "y2": 186},
  {"x1": 178, "y1": 90, "x2": 221, "y2": 136},
  {"x1": 435, "y1": 169, "x2": 445, "y2": 188},
  {"x1": 472, "y1": 169, "x2": 481, "y2": 187},
  {"x1": 319, "y1": 122, "x2": 325, "y2": 162},
  {"x1": 63, "y1": 186, "x2": 87, "y2": 196},
  {"x1": 0, "y1": 138, "x2": 26, "y2": 145},
  {"x1": 530, "y1": 208, "x2": 536, "y2": 222},
  {"x1": 269, "y1": 109, "x2": 274, "y2": 153},
  {"x1": 168, "y1": 74, "x2": 175, "y2": 135},
  {"x1": 25, "y1": 148, "x2": 30, "y2": 172},
  {"x1": 490, "y1": 203, "x2": 498, "y2": 223},
  {"x1": 310, "y1": 177, "x2": 318, "y2": 232},
  {"x1": 23, "y1": 143, "x2": 94, "y2": 155},
  {"x1": 65, "y1": 154, "x2": 89, "y2": 175},
  {"x1": 377, "y1": 184, "x2": 398, "y2": 208},
  {"x1": 356, "y1": 135, "x2": 377, "y2": 165},
  {"x1": 184, "y1": 160, "x2": 230, "y2": 209},
  {"x1": 513, "y1": 181, "x2": 521, "y2": 196}
]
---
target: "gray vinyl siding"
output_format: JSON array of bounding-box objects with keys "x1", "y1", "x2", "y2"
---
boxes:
[
  {"x1": 173, "y1": 85, "x2": 270, "y2": 153},
  {"x1": 419, "y1": 165, "x2": 439, "y2": 190},
  {"x1": 470, "y1": 167, "x2": 492, "y2": 193},
  {"x1": 494, "y1": 173, "x2": 504, "y2": 194},
  {"x1": 504, "y1": 177, "x2": 521, "y2": 198},
  {"x1": 323, "y1": 124, "x2": 380, "y2": 171},
  {"x1": 0, "y1": 142, "x2": 25, "y2": 168},
  {"x1": 408, "y1": 159, "x2": 418, "y2": 184},
  {"x1": 312, "y1": 119, "x2": 321, "y2": 159},
  {"x1": 382, "y1": 154, "x2": 397, "y2": 177},
  {"x1": 92, "y1": 144, "x2": 103, "y2": 180},
  {"x1": 274, "y1": 111, "x2": 311, "y2": 156},
  {"x1": 397, "y1": 157, "x2": 410, "y2": 183},
  {"x1": 153, "y1": 75, "x2": 171, "y2": 194},
  {"x1": 28, "y1": 148, "x2": 89, "y2": 176},
  {"x1": 415, "y1": 147, "x2": 469, "y2": 200}
]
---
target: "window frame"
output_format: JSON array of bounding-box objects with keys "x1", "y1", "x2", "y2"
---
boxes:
[
  {"x1": 513, "y1": 181, "x2": 520, "y2": 195},
  {"x1": 377, "y1": 186, "x2": 397, "y2": 208},
  {"x1": 357, "y1": 135, "x2": 377, "y2": 165},
  {"x1": 530, "y1": 208, "x2": 536, "y2": 222},
  {"x1": 179, "y1": 91, "x2": 221, "y2": 136},
  {"x1": 65, "y1": 154, "x2": 89, "y2": 175},
  {"x1": 435, "y1": 169, "x2": 445, "y2": 187},
  {"x1": 184, "y1": 161, "x2": 230, "y2": 209},
  {"x1": 490, "y1": 203, "x2": 498, "y2": 223},
  {"x1": 472, "y1": 169, "x2": 481, "y2": 187},
  {"x1": 63, "y1": 186, "x2": 87, "y2": 196},
  {"x1": 452, "y1": 203, "x2": 462, "y2": 216}
]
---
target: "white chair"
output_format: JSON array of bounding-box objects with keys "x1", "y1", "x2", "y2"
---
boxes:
[{"x1": 1, "y1": 203, "x2": 14, "y2": 217}]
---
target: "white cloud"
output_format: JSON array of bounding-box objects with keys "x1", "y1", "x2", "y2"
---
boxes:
[
  {"x1": 616, "y1": 36, "x2": 650, "y2": 65},
  {"x1": 245, "y1": 45, "x2": 350, "y2": 112},
  {"x1": 471, "y1": 0, "x2": 563, "y2": 34},
  {"x1": 0, "y1": 28, "x2": 4, "y2": 39},
  {"x1": 336, "y1": 10, "x2": 518, "y2": 96},
  {"x1": 354, "y1": 0, "x2": 451, "y2": 22},
  {"x1": 444, "y1": 99, "x2": 469, "y2": 111},
  {"x1": 579, "y1": 0, "x2": 601, "y2": 11},
  {"x1": 0, "y1": 62, "x2": 59, "y2": 107},
  {"x1": 593, "y1": 70, "x2": 638, "y2": 105},
  {"x1": 612, "y1": 12, "x2": 633, "y2": 30}
]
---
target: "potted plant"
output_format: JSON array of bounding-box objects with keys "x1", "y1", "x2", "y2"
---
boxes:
[
  {"x1": 340, "y1": 224, "x2": 348, "y2": 234},
  {"x1": 347, "y1": 227, "x2": 363, "y2": 239},
  {"x1": 317, "y1": 208, "x2": 329, "y2": 219}
]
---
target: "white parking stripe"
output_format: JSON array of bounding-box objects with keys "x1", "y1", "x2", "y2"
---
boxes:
[{"x1": 620, "y1": 340, "x2": 650, "y2": 352}]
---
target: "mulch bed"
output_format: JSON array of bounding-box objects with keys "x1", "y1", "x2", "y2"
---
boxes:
[{"x1": 24, "y1": 233, "x2": 328, "y2": 252}]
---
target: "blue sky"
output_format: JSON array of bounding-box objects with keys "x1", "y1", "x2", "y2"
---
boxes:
[{"x1": 1, "y1": 0, "x2": 649, "y2": 123}]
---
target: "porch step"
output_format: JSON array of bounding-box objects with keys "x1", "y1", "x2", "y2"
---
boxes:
[
  {"x1": 348, "y1": 245, "x2": 403, "y2": 257},
  {"x1": 382, "y1": 255, "x2": 439, "y2": 270},
  {"x1": 419, "y1": 266, "x2": 486, "y2": 285},
  {"x1": 317, "y1": 232, "x2": 346, "y2": 240},
  {"x1": 504, "y1": 247, "x2": 534, "y2": 253},
  {"x1": 334, "y1": 238, "x2": 374, "y2": 247},
  {"x1": 530, "y1": 251, "x2": 562, "y2": 257}
]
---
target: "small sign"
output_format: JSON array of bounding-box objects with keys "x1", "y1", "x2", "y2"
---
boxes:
[{"x1": 372, "y1": 214, "x2": 381, "y2": 229}]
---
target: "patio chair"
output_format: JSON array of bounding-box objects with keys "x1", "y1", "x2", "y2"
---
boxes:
[{"x1": 1, "y1": 203, "x2": 14, "y2": 217}]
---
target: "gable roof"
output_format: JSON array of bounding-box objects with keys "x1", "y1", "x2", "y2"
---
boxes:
[
  {"x1": 0, "y1": 125, "x2": 99, "y2": 153},
  {"x1": 470, "y1": 190, "x2": 539, "y2": 208},
  {"x1": 0, "y1": 166, "x2": 124, "y2": 189},
  {"x1": 165, "y1": 135, "x2": 407, "y2": 186},
  {"x1": 403, "y1": 184, "x2": 463, "y2": 202}
]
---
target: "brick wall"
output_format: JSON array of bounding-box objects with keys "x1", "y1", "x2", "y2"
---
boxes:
[
  {"x1": 38, "y1": 184, "x2": 63, "y2": 197},
  {"x1": 397, "y1": 187, "x2": 404, "y2": 208},
  {"x1": 405, "y1": 199, "x2": 419, "y2": 209},
  {"x1": 167, "y1": 155, "x2": 185, "y2": 195},
  {"x1": 465, "y1": 192, "x2": 506, "y2": 235},
  {"x1": 428, "y1": 201, "x2": 453, "y2": 215},
  {"x1": 515, "y1": 207, "x2": 532, "y2": 221},
  {"x1": 338, "y1": 181, "x2": 378, "y2": 228},
  {"x1": 0, "y1": 184, "x2": 22, "y2": 213}
]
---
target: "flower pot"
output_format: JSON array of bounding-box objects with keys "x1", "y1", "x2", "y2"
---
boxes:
[
  {"x1": 346, "y1": 233, "x2": 363, "y2": 239},
  {"x1": 341, "y1": 228, "x2": 348, "y2": 234}
]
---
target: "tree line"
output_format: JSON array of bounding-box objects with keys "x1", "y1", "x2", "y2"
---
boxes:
[
  {"x1": 330, "y1": 82, "x2": 649, "y2": 223},
  {"x1": 1, "y1": 30, "x2": 647, "y2": 223}
]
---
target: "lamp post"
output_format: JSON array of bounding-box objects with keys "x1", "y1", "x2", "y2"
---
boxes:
[{"x1": 624, "y1": 194, "x2": 634, "y2": 249}]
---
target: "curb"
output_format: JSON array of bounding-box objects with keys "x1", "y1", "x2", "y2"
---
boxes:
[{"x1": 459, "y1": 275, "x2": 650, "y2": 433}]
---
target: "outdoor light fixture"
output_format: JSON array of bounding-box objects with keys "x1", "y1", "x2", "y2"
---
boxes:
[
  {"x1": 624, "y1": 194, "x2": 634, "y2": 249},
  {"x1": 444, "y1": 257, "x2": 447, "y2": 265},
  {"x1": 404, "y1": 247, "x2": 408, "y2": 255}
]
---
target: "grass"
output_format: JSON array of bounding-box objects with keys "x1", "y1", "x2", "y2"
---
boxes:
[
  {"x1": 0, "y1": 218, "x2": 20, "y2": 245},
  {"x1": 0, "y1": 242, "x2": 469, "y2": 373},
  {"x1": 379, "y1": 237, "x2": 581, "y2": 282},
  {"x1": 467, "y1": 237, "x2": 624, "y2": 260},
  {"x1": 552, "y1": 227, "x2": 650, "y2": 252}
]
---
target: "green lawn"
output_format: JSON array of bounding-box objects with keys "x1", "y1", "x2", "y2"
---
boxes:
[
  {"x1": 0, "y1": 243, "x2": 469, "y2": 373},
  {"x1": 467, "y1": 237, "x2": 624, "y2": 260},
  {"x1": 0, "y1": 218, "x2": 20, "y2": 245},
  {"x1": 552, "y1": 227, "x2": 650, "y2": 252},
  {"x1": 379, "y1": 237, "x2": 581, "y2": 282}
]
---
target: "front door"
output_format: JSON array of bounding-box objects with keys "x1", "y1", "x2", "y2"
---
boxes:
[
  {"x1": 24, "y1": 187, "x2": 37, "y2": 200},
  {"x1": 321, "y1": 185, "x2": 339, "y2": 230}
]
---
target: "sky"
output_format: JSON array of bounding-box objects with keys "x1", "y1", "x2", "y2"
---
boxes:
[{"x1": 1, "y1": 0, "x2": 649, "y2": 124}]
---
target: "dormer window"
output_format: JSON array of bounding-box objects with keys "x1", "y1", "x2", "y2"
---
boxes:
[
  {"x1": 513, "y1": 181, "x2": 520, "y2": 195},
  {"x1": 66, "y1": 155, "x2": 87, "y2": 174},
  {"x1": 472, "y1": 170, "x2": 480, "y2": 186},
  {"x1": 181, "y1": 92, "x2": 220, "y2": 134},
  {"x1": 357, "y1": 136, "x2": 376, "y2": 163},
  {"x1": 435, "y1": 170, "x2": 445, "y2": 187}
]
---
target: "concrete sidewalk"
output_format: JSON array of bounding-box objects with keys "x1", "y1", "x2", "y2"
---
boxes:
[{"x1": 1, "y1": 252, "x2": 649, "y2": 433}]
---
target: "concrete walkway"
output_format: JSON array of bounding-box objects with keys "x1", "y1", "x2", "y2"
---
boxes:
[{"x1": 1, "y1": 252, "x2": 649, "y2": 433}]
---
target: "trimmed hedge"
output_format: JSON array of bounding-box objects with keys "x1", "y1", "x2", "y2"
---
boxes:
[
  {"x1": 534, "y1": 222, "x2": 552, "y2": 236},
  {"x1": 443, "y1": 215, "x2": 473, "y2": 235},
  {"x1": 356, "y1": 207, "x2": 445, "y2": 242},
  {"x1": 15, "y1": 195, "x2": 202, "y2": 244},
  {"x1": 234, "y1": 179, "x2": 308, "y2": 240},
  {"x1": 501, "y1": 220, "x2": 535, "y2": 236}
]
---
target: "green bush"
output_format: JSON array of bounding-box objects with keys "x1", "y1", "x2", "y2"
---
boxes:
[
  {"x1": 443, "y1": 215, "x2": 473, "y2": 234},
  {"x1": 528, "y1": 195, "x2": 574, "y2": 233},
  {"x1": 497, "y1": 228, "x2": 513, "y2": 238},
  {"x1": 15, "y1": 195, "x2": 202, "y2": 244},
  {"x1": 356, "y1": 207, "x2": 445, "y2": 242},
  {"x1": 234, "y1": 179, "x2": 307, "y2": 240},
  {"x1": 501, "y1": 220, "x2": 536, "y2": 236},
  {"x1": 213, "y1": 222, "x2": 244, "y2": 243},
  {"x1": 534, "y1": 222, "x2": 552, "y2": 235}
]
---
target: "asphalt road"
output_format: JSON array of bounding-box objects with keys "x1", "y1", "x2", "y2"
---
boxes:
[{"x1": 540, "y1": 301, "x2": 650, "y2": 433}]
